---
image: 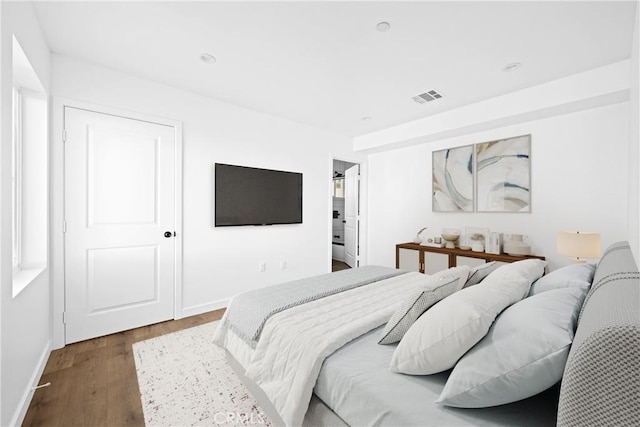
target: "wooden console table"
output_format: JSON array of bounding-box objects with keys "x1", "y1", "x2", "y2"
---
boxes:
[{"x1": 396, "y1": 242, "x2": 545, "y2": 275}]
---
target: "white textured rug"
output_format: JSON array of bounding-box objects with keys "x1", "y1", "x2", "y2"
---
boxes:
[{"x1": 133, "y1": 321, "x2": 273, "y2": 426}]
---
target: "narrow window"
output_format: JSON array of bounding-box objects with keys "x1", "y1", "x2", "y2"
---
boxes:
[{"x1": 11, "y1": 35, "x2": 48, "y2": 297}]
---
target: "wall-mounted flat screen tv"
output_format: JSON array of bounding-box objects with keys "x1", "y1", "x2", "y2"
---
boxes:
[{"x1": 215, "y1": 163, "x2": 303, "y2": 226}]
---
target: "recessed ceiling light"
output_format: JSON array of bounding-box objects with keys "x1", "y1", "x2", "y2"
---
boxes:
[
  {"x1": 503, "y1": 62, "x2": 522, "y2": 72},
  {"x1": 376, "y1": 21, "x2": 391, "y2": 32},
  {"x1": 200, "y1": 53, "x2": 216, "y2": 64},
  {"x1": 361, "y1": 116, "x2": 372, "y2": 121}
]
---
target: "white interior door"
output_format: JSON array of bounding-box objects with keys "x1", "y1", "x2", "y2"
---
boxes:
[
  {"x1": 344, "y1": 164, "x2": 360, "y2": 268},
  {"x1": 64, "y1": 107, "x2": 176, "y2": 343}
]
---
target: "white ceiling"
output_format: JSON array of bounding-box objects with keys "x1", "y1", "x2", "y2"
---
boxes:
[{"x1": 32, "y1": 1, "x2": 637, "y2": 137}]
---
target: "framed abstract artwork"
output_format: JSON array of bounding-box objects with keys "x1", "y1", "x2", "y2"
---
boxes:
[
  {"x1": 432, "y1": 144, "x2": 474, "y2": 212},
  {"x1": 475, "y1": 135, "x2": 531, "y2": 212}
]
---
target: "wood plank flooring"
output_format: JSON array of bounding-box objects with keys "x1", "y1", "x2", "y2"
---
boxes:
[
  {"x1": 22, "y1": 309, "x2": 225, "y2": 427},
  {"x1": 331, "y1": 259, "x2": 351, "y2": 272}
]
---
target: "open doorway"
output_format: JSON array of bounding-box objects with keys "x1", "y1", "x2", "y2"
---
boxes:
[{"x1": 332, "y1": 159, "x2": 360, "y2": 271}]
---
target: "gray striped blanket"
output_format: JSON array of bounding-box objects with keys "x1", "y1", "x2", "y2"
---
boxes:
[{"x1": 223, "y1": 265, "x2": 405, "y2": 348}]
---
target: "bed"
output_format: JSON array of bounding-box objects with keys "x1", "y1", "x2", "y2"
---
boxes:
[{"x1": 213, "y1": 242, "x2": 639, "y2": 427}]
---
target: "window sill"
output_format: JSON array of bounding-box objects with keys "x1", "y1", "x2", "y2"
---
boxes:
[{"x1": 12, "y1": 266, "x2": 46, "y2": 298}]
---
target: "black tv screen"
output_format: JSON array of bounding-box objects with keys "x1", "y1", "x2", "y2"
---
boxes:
[{"x1": 215, "y1": 163, "x2": 303, "y2": 226}]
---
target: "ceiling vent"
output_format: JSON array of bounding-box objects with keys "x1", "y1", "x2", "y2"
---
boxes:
[{"x1": 412, "y1": 89, "x2": 443, "y2": 104}]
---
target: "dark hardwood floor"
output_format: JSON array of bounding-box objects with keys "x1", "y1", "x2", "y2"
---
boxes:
[
  {"x1": 332, "y1": 259, "x2": 351, "y2": 272},
  {"x1": 22, "y1": 309, "x2": 225, "y2": 427}
]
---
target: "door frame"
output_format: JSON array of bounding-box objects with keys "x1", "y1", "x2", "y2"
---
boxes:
[
  {"x1": 343, "y1": 163, "x2": 360, "y2": 268},
  {"x1": 51, "y1": 98, "x2": 183, "y2": 349},
  {"x1": 329, "y1": 155, "x2": 365, "y2": 272}
]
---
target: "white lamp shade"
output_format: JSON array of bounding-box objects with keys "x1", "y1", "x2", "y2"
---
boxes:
[{"x1": 557, "y1": 231, "x2": 601, "y2": 259}]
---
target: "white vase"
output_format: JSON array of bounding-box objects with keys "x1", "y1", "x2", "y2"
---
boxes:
[{"x1": 471, "y1": 241, "x2": 484, "y2": 252}]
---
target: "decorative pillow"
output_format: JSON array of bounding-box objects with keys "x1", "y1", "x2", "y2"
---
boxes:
[
  {"x1": 390, "y1": 259, "x2": 546, "y2": 375},
  {"x1": 437, "y1": 286, "x2": 587, "y2": 408},
  {"x1": 429, "y1": 265, "x2": 471, "y2": 282},
  {"x1": 464, "y1": 261, "x2": 500, "y2": 288},
  {"x1": 378, "y1": 266, "x2": 470, "y2": 345},
  {"x1": 528, "y1": 263, "x2": 595, "y2": 296}
]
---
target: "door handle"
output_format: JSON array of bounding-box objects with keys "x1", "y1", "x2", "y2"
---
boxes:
[{"x1": 164, "y1": 231, "x2": 175, "y2": 238}]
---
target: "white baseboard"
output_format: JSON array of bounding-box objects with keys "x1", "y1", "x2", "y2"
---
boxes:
[
  {"x1": 178, "y1": 299, "x2": 229, "y2": 319},
  {"x1": 11, "y1": 339, "x2": 52, "y2": 427}
]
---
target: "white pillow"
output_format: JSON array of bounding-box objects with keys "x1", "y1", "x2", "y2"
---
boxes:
[
  {"x1": 528, "y1": 263, "x2": 595, "y2": 296},
  {"x1": 437, "y1": 286, "x2": 587, "y2": 408},
  {"x1": 378, "y1": 266, "x2": 469, "y2": 345},
  {"x1": 463, "y1": 261, "x2": 500, "y2": 288},
  {"x1": 390, "y1": 259, "x2": 547, "y2": 375},
  {"x1": 429, "y1": 265, "x2": 471, "y2": 282}
]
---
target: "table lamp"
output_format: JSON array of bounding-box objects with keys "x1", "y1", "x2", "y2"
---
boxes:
[{"x1": 557, "y1": 231, "x2": 601, "y2": 262}]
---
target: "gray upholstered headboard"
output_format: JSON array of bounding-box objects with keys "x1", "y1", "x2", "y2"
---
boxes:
[{"x1": 557, "y1": 241, "x2": 640, "y2": 426}]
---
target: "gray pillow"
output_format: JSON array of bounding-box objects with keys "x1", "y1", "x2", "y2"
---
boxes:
[
  {"x1": 528, "y1": 263, "x2": 595, "y2": 296},
  {"x1": 378, "y1": 271, "x2": 467, "y2": 345},
  {"x1": 464, "y1": 261, "x2": 500, "y2": 288},
  {"x1": 437, "y1": 286, "x2": 587, "y2": 408}
]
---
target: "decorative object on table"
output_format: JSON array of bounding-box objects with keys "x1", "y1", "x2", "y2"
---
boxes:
[
  {"x1": 476, "y1": 134, "x2": 531, "y2": 213},
  {"x1": 503, "y1": 234, "x2": 531, "y2": 256},
  {"x1": 423, "y1": 236, "x2": 445, "y2": 248},
  {"x1": 485, "y1": 232, "x2": 503, "y2": 255},
  {"x1": 413, "y1": 227, "x2": 428, "y2": 244},
  {"x1": 464, "y1": 227, "x2": 489, "y2": 252},
  {"x1": 423, "y1": 241, "x2": 445, "y2": 248},
  {"x1": 457, "y1": 231, "x2": 468, "y2": 250},
  {"x1": 462, "y1": 237, "x2": 474, "y2": 251},
  {"x1": 470, "y1": 233, "x2": 486, "y2": 252},
  {"x1": 441, "y1": 228, "x2": 461, "y2": 249},
  {"x1": 433, "y1": 145, "x2": 474, "y2": 212},
  {"x1": 557, "y1": 231, "x2": 601, "y2": 263}
]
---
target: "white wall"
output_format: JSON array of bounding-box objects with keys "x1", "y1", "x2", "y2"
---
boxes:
[
  {"x1": 367, "y1": 102, "x2": 630, "y2": 271},
  {"x1": 355, "y1": 61, "x2": 630, "y2": 153},
  {"x1": 1, "y1": 4, "x2": 4, "y2": 423},
  {"x1": 629, "y1": 5, "x2": 639, "y2": 265},
  {"x1": 50, "y1": 54, "x2": 366, "y2": 340},
  {"x1": 0, "y1": 2, "x2": 51, "y2": 426}
]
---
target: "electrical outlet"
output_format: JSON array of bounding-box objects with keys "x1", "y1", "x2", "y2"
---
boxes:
[
  {"x1": 280, "y1": 260, "x2": 287, "y2": 270},
  {"x1": 259, "y1": 262, "x2": 266, "y2": 272}
]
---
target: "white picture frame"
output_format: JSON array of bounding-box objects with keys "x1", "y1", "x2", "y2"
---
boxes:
[
  {"x1": 432, "y1": 144, "x2": 474, "y2": 212},
  {"x1": 475, "y1": 135, "x2": 531, "y2": 212}
]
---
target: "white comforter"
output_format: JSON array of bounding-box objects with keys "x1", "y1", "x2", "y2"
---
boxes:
[{"x1": 222, "y1": 271, "x2": 430, "y2": 426}]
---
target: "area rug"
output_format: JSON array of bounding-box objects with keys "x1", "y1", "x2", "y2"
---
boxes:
[{"x1": 133, "y1": 321, "x2": 273, "y2": 426}]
